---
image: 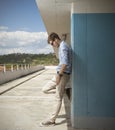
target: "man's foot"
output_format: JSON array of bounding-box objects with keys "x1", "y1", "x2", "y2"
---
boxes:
[{"x1": 39, "y1": 120, "x2": 55, "y2": 127}]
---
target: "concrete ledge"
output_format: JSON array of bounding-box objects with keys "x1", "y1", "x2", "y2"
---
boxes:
[
  {"x1": 0, "y1": 65, "x2": 45, "y2": 85},
  {"x1": 72, "y1": 116, "x2": 115, "y2": 129}
]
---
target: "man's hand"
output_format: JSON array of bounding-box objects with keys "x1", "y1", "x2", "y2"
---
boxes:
[{"x1": 56, "y1": 64, "x2": 67, "y2": 85}]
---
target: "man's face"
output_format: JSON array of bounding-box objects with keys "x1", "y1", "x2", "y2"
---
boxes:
[{"x1": 50, "y1": 38, "x2": 59, "y2": 48}]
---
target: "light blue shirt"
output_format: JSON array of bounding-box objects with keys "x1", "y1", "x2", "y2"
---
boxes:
[{"x1": 56, "y1": 41, "x2": 72, "y2": 74}]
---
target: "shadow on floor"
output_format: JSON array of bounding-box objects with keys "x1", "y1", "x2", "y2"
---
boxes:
[{"x1": 63, "y1": 88, "x2": 74, "y2": 130}]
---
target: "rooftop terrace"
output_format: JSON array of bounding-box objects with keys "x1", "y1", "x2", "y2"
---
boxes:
[{"x1": 0, "y1": 66, "x2": 74, "y2": 130}]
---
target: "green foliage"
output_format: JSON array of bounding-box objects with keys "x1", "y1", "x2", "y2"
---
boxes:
[{"x1": 0, "y1": 53, "x2": 59, "y2": 65}]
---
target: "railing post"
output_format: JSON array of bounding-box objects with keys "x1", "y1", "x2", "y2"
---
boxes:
[
  {"x1": 3, "y1": 64, "x2": 6, "y2": 73},
  {"x1": 24, "y1": 64, "x2": 27, "y2": 69},
  {"x1": 11, "y1": 64, "x2": 13, "y2": 72}
]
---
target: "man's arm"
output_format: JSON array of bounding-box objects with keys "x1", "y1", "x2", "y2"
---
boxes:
[{"x1": 58, "y1": 64, "x2": 67, "y2": 76}]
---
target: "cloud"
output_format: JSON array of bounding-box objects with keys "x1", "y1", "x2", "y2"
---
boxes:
[
  {"x1": 0, "y1": 31, "x2": 54, "y2": 55},
  {"x1": 0, "y1": 26, "x2": 9, "y2": 31}
]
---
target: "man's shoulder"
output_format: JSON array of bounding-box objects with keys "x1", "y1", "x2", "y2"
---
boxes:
[{"x1": 61, "y1": 41, "x2": 70, "y2": 48}]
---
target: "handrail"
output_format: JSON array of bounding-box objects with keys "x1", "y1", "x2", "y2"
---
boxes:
[{"x1": 0, "y1": 64, "x2": 32, "y2": 73}]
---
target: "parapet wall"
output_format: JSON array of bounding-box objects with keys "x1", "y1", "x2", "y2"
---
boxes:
[{"x1": 0, "y1": 65, "x2": 45, "y2": 85}]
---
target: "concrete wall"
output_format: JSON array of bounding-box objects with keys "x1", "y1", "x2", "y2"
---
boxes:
[
  {"x1": 0, "y1": 66, "x2": 45, "y2": 85},
  {"x1": 71, "y1": 0, "x2": 115, "y2": 128}
]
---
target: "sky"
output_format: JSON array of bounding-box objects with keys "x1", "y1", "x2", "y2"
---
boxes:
[{"x1": 0, "y1": 0, "x2": 53, "y2": 55}]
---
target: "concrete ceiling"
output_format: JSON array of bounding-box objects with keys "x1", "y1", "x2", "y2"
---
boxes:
[{"x1": 35, "y1": 0, "x2": 76, "y2": 44}]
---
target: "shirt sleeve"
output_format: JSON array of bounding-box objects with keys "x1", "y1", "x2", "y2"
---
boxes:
[{"x1": 60, "y1": 45, "x2": 69, "y2": 65}]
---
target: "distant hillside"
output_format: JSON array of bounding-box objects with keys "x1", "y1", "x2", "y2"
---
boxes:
[{"x1": 0, "y1": 53, "x2": 59, "y2": 65}]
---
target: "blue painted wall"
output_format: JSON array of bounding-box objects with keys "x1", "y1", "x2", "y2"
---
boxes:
[{"x1": 71, "y1": 13, "x2": 115, "y2": 127}]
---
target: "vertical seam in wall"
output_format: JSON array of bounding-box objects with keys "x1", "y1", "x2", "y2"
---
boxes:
[{"x1": 86, "y1": 13, "x2": 88, "y2": 116}]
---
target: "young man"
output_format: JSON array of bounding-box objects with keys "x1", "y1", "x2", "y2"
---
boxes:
[{"x1": 40, "y1": 32, "x2": 72, "y2": 127}]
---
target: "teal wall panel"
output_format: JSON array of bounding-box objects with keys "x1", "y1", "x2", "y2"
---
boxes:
[
  {"x1": 71, "y1": 13, "x2": 115, "y2": 128},
  {"x1": 87, "y1": 14, "x2": 115, "y2": 117}
]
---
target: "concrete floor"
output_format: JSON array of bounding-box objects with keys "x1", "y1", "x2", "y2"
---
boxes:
[{"x1": 0, "y1": 66, "x2": 73, "y2": 130}]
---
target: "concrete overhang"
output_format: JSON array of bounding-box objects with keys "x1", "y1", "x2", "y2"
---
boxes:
[{"x1": 35, "y1": 0, "x2": 76, "y2": 44}]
